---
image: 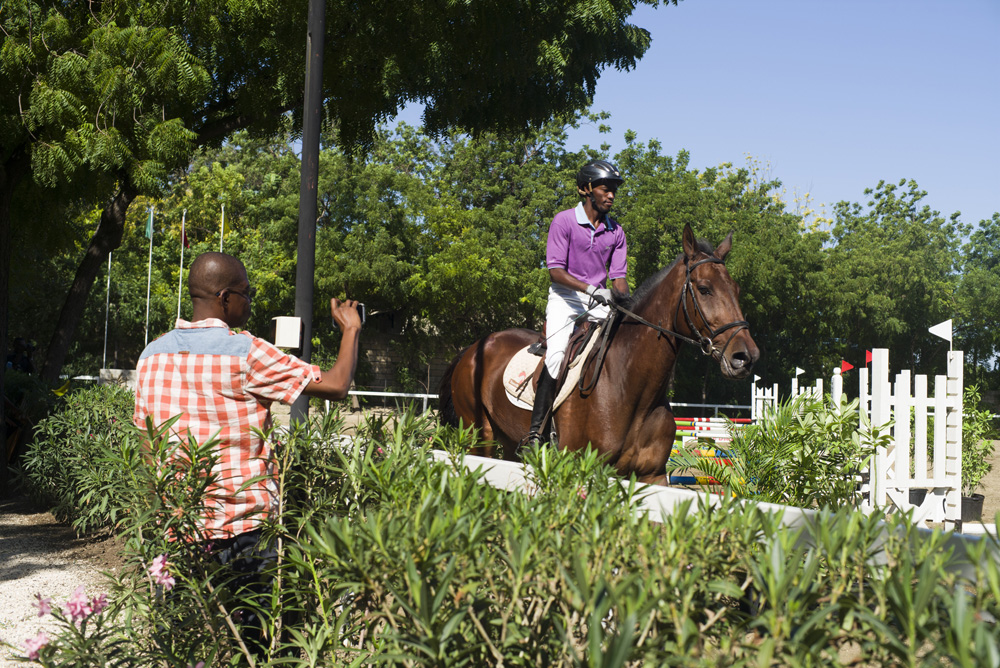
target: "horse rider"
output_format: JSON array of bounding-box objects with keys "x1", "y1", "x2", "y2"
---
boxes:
[{"x1": 525, "y1": 159, "x2": 630, "y2": 446}]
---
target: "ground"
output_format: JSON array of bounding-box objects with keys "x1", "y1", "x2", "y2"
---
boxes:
[
  {"x1": 0, "y1": 496, "x2": 124, "y2": 667},
  {"x1": 979, "y1": 442, "x2": 1000, "y2": 522}
]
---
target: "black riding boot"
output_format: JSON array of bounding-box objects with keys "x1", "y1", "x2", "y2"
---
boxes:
[{"x1": 525, "y1": 367, "x2": 557, "y2": 447}]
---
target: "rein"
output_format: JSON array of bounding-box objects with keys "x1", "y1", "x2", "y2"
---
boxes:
[
  {"x1": 608, "y1": 256, "x2": 749, "y2": 361},
  {"x1": 577, "y1": 255, "x2": 748, "y2": 396}
]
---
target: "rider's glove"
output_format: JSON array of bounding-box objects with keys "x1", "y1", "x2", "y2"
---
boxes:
[{"x1": 586, "y1": 285, "x2": 613, "y2": 306}]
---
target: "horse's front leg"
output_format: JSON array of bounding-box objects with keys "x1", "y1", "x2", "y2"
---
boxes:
[{"x1": 629, "y1": 405, "x2": 677, "y2": 486}]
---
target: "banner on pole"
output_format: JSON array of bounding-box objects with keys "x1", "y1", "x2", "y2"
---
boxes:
[{"x1": 145, "y1": 208, "x2": 154, "y2": 239}]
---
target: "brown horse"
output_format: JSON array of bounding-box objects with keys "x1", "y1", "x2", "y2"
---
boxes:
[{"x1": 438, "y1": 225, "x2": 760, "y2": 484}]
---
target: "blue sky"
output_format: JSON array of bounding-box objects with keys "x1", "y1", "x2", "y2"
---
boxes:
[
  {"x1": 396, "y1": 0, "x2": 998, "y2": 228},
  {"x1": 562, "y1": 0, "x2": 999, "y2": 227}
]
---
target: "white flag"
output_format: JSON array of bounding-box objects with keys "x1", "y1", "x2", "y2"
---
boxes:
[
  {"x1": 928, "y1": 319, "x2": 952, "y2": 343},
  {"x1": 794, "y1": 367, "x2": 804, "y2": 376}
]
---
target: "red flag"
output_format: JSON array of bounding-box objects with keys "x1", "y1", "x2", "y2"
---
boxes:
[
  {"x1": 841, "y1": 360, "x2": 855, "y2": 373},
  {"x1": 181, "y1": 228, "x2": 190, "y2": 248},
  {"x1": 865, "y1": 350, "x2": 873, "y2": 365}
]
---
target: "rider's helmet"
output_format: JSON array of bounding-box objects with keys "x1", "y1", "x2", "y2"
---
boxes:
[{"x1": 576, "y1": 159, "x2": 624, "y2": 191}]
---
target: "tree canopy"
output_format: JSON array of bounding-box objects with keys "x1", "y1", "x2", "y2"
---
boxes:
[
  {"x1": 5, "y1": 0, "x2": 999, "y2": 421},
  {"x1": 11, "y1": 116, "x2": 998, "y2": 409},
  {"x1": 1, "y1": 0, "x2": 673, "y2": 389}
]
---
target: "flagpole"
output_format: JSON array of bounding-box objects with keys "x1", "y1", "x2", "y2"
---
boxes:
[
  {"x1": 145, "y1": 206, "x2": 154, "y2": 346},
  {"x1": 219, "y1": 203, "x2": 225, "y2": 252},
  {"x1": 103, "y1": 251, "x2": 112, "y2": 370},
  {"x1": 177, "y1": 209, "x2": 186, "y2": 320}
]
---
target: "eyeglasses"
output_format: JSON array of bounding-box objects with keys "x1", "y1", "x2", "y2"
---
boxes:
[{"x1": 216, "y1": 286, "x2": 257, "y2": 303}]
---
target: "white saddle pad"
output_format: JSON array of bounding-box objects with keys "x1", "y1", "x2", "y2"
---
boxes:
[
  {"x1": 502, "y1": 333, "x2": 602, "y2": 411},
  {"x1": 502, "y1": 347, "x2": 539, "y2": 410}
]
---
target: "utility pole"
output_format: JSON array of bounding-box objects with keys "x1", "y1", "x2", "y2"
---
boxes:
[{"x1": 290, "y1": 0, "x2": 326, "y2": 424}]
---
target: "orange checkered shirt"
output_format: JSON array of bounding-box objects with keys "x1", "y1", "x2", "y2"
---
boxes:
[{"x1": 134, "y1": 318, "x2": 321, "y2": 539}]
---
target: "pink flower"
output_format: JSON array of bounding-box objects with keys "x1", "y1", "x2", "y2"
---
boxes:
[
  {"x1": 22, "y1": 631, "x2": 49, "y2": 660},
  {"x1": 188, "y1": 662, "x2": 205, "y2": 668},
  {"x1": 90, "y1": 593, "x2": 108, "y2": 616},
  {"x1": 148, "y1": 554, "x2": 176, "y2": 591},
  {"x1": 33, "y1": 593, "x2": 52, "y2": 618},
  {"x1": 376, "y1": 447, "x2": 384, "y2": 455},
  {"x1": 64, "y1": 585, "x2": 92, "y2": 621},
  {"x1": 577, "y1": 487, "x2": 588, "y2": 500}
]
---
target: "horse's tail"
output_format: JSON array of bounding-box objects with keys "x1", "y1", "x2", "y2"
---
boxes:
[{"x1": 437, "y1": 347, "x2": 468, "y2": 428}]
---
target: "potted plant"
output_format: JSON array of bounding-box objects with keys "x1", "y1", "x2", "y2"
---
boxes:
[{"x1": 961, "y1": 385, "x2": 996, "y2": 522}]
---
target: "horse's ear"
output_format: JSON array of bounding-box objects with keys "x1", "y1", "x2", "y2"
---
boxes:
[
  {"x1": 682, "y1": 224, "x2": 696, "y2": 258},
  {"x1": 716, "y1": 231, "x2": 733, "y2": 261}
]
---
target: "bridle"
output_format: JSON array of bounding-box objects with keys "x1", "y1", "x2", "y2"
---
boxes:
[
  {"x1": 577, "y1": 253, "x2": 750, "y2": 394},
  {"x1": 608, "y1": 255, "x2": 750, "y2": 361}
]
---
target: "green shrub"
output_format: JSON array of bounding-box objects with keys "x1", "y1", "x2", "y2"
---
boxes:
[
  {"x1": 667, "y1": 394, "x2": 885, "y2": 508},
  {"x1": 962, "y1": 384, "x2": 997, "y2": 496},
  {"x1": 12, "y1": 405, "x2": 1000, "y2": 667},
  {"x1": 21, "y1": 383, "x2": 143, "y2": 535},
  {"x1": 3, "y1": 369, "x2": 61, "y2": 470}
]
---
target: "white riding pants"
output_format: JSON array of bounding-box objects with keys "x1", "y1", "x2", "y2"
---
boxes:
[{"x1": 544, "y1": 284, "x2": 610, "y2": 377}]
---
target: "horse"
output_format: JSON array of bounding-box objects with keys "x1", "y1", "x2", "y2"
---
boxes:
[{"x1": 438, "y1": 224, "x2": 760, "y2": 485}]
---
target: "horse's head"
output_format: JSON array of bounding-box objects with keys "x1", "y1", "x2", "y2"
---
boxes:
[{"x1": 675, "y1": 224, "x2": 759, "y2": 379}]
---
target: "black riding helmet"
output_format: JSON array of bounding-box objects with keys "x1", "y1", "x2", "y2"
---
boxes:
[{"x1": 576, "y1": 159, "x2": 624, "y2": 191}]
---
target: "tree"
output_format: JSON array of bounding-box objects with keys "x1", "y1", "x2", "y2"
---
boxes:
[
  {"x1": 957, "y1": 212, "x2": 1000, "y2": 386},
  {"x1": 2, "y1": 0, "x2": 670, "y2": 381},
  {"x1": 825, "y1": 179, "x2": 964, "y2": 373},
  {"x1": 2, "y1": 0, "x2": 674, "y2": 484}
]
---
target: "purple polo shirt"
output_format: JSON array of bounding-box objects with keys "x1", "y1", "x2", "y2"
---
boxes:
[{"x1": 545, "y1": 203, "x2": 628, "y2": 287}]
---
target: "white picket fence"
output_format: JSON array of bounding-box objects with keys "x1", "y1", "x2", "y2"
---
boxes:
[{"x1": 753, "y1": 349, "x2": 964, "y2": 529}]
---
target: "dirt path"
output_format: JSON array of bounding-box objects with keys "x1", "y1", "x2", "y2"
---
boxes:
[
  {"x1": 0, "y1": 497, "x2": 122, "y2": 668},
  {"x1": 976, "y1": 441, "x2": 1000, "y2": 524}
]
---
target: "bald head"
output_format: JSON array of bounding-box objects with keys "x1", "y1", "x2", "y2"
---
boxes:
[
  {"x1": 187, "y1": 252, "x2": 254, "y2": 327},
  {"x1": 189, "y1": 252, "x2": 248, "y2": 298}
]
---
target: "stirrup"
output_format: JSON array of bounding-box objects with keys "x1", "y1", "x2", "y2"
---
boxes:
[
  {"x1": 520, "y1": 426, "x2": 555, "y2": 454},
  {"x1": 518, "y1": 432, "x2": 542, "y2": 452}
]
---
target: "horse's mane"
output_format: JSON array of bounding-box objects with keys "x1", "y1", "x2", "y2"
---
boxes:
[{"x1": 615, "y1": 238, "x2": 717, "y2": 311}]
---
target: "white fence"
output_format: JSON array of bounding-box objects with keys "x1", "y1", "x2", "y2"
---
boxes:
[
  {"x1": 862, "y1": 349, "x2": 963, "y2": 528},
  {"x1": 753, "y1": 349, "x2": 964, "y2": 529}
]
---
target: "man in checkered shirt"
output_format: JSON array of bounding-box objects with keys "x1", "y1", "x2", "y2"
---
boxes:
[{"x1": 134, "y1": 251, "x2": 362, "y2": 639}]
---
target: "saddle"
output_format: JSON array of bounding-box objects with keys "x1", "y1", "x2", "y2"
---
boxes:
[{"x1": 503, "y1": 317, "x2": 614, "y2": 410}]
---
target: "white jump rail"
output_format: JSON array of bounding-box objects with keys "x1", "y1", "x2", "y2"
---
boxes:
[{"x1": 428, "y1": 450, "x2": 999, "y2": 583}]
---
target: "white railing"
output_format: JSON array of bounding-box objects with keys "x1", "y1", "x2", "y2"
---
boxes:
[
  {"x1": 427, "y1": 451, "x2": 997, "y2": 582},
  {"x1": 348, "y1": 391, "x2": 438, "y2": 413},
  {"x1": 750, "y1": 378, "x2": 777, "y2": 421},
  {"x1": 335, "y1": 391, "x2": 751, "y2": 418}
]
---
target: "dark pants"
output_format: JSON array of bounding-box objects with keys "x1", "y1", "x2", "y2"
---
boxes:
[{"x1": 208, "y1": 530, "x2": 278, "y2": 654}]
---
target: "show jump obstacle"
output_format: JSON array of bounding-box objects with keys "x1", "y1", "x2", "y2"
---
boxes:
[{"x1": 752, "y1": 348, "x2": 964, "y2": 530}]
